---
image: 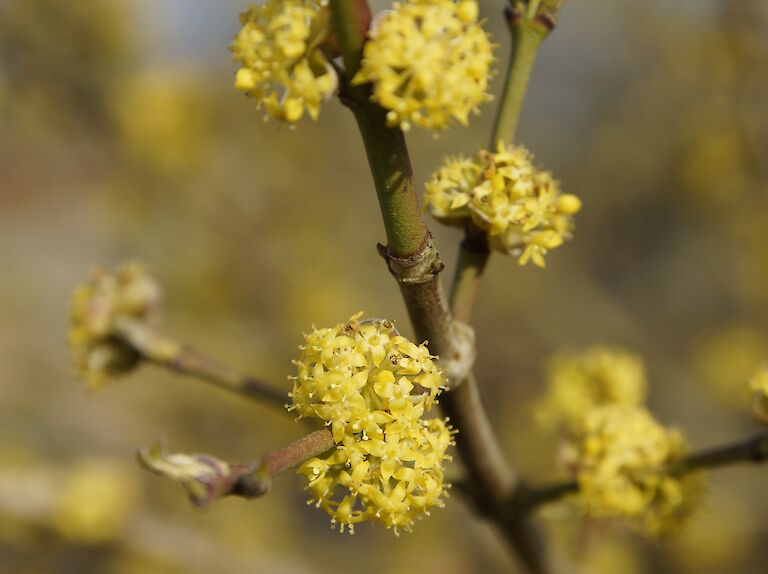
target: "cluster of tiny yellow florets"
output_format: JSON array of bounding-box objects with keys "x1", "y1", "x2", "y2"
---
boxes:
[
  {"x1": 748, "y1": 366, "x2": 768, "y2": 424},
  {"x1": 560, "y1": 405, "x2": 700, "y2": 534},
  {"x1": 536, "y1": 346, "x2": 647, "y2": 431},
  {"x1": 353, "y1": 0, "x2": 494, "y2": 131},
  {"x1": 425, "y1": 143, "x2": 582, "y2": 266},
  {"x1": 289, "y1": 312, "x2": 453, "y2": 533},
  {"x1": 68, "y1": 263, "x2": 160, "y2": 388},
  {"x1": 231, "y1": 0, "x2": 337, "y2": 123}
]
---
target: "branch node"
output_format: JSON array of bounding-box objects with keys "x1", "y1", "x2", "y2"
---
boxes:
[
  {"x1": 535, "y1": 12, "x2": 557, "y2": 32},
  {"x1": 443, "y1": 320, "x2": 476, "y2": 389},
  {"x1": 504, "y1": 5, "x2": 522, "y2": 27},
  {"x1": 232, "y1": 462, "x2": 272, "y2": 499},
  {"x1": 377, "y1": 235, "x2": 445, "y2": 284}
]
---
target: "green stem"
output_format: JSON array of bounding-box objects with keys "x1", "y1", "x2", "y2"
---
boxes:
[
  {"x1": 450, "y1": 225, "x2": 490, "y2": 323},
  {"x1": 352, "y1": 104, "x2": 429, "y2": 256},
  {"x1": 440, "y1": 373, "x2": 516, "y2": 498},
  {"x1": 526, "y1": 0, "x2": 543, "y2": 19},
  {"x1": 329, "y1": 0, "x2": 368, "y2": 78},
  {"x1": 331, "y1": 0, "x2": 426, "y2": 257},
  {"x1": 331, "y1": 1, "x2": 546, "y2": 571},
  {"x1": 491, "y1": 18, "x2": 549, "y2": 148},
  {"x1": 450, "y1": 16, "x2": 550, "y2": 323}
]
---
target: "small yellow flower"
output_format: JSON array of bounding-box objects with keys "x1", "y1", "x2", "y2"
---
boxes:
[
  {"x1": 425, "y1": 143, "x2": 581, "y2": 266},
  {"x1": 535, "y1": 346, "x2": 647, "y2": 431},
  {"x1": 353, "y1": 0, "x2": 494, "y2": 131},
  {"x1": 231, "y1": 0, "x2": 337, "y2": 123},
  {"x1": 68, "y1": 262, "x2": 160, "y2": 388},
  {"x1": 748, "y1": 366, "x2": 768, "y2": 424},
  {"x1": 560, "y1": 405, "x2": 700, "y2": 534},
  {"x1": 291, "y1": 313, "x2": 453, "y2": 533},
  {"x1": 423, "y1": 154, "x2": 484, "y2": 224}
]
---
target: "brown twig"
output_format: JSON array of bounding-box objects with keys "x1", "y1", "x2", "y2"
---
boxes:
[
  {"x1": 138, "y1": 429, "x2": 335, "y2": 508},
  {"x1": 504, "y1": 432, "x2": 768, "y2": 513},
  {"x1": 113, "y1": 318, "x2": 288, "y2": 410}
]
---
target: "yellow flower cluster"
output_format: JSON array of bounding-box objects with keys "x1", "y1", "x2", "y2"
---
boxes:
[
  {"x1": 231, "y1": 0, "x2": 337, "y2": 123},
  {"x1": 560, "y1": 405, "x2": 699, "y2": 534},
  {"x1": 353, "y1": 0, "x2": 493, "y2": 131},
  {"x1": 536, "y1": 346, "x2": 647, "y2": 431},
  {"x1": 425, "y1": 143, "x2": 582, "y2": 266},
  {"x1": 748, "y1": 366, "x2": 768, "y2": 424},
  {"x1": 68, "y1": 262, "x2": 160, "y2": 388},
  {"x1": 290, "y1": 312, "x2": 453, "y2": 533}
]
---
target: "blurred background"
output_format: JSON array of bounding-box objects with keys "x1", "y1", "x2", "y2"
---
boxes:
[{"x1": 1, "y1": 0, "x2": 767, "y2": 572}]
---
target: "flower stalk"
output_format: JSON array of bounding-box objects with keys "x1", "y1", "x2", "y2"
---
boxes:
[
  {"x1": 492, "y1": 11, "x2": 551, "y2": 148},
  {"x1": 113, "y1": 318, "x2": 288, "y2": 409},
  {"x1": 450, "y1": 7, "x2": 554, "y2": 323}
]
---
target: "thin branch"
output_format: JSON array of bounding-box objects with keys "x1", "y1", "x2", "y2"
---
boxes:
[
  {"x1": 526, "y1": 0, "x2": 544, "y2": 19},
  {"x1": 507, "y1": 432, "x2": 768, "y2": 513},
  {"x1": 449, "y1": 10, "x2": 553, "y2": 324},
  {"x1": 449, "y1": 224, "x2": 491, "y2": 323},
  {"x1": 507, "y1": 479, "x2": 578, "y2": 512},
  {"x1": 113, "y1": 317, "x2": 288, "y2": 410},
  {"x1": 491, "y1": 12, "x2": 551, "y2": 148},
  {"x1": 138, "y1": 429, "x2": 335, "y2": 508},
  {"x1": 330, "y1": 1, "x2": 546, "y2": 571},
  {"x1": 667, "y1": 432, "x2": 768, "y2": 475}
]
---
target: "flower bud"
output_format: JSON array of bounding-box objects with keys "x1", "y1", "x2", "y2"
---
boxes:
[{"x1": 68, "y1": 262, "x2": 160, "y2": 388}]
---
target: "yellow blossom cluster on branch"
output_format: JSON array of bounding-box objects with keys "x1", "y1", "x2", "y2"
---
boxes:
[
  {"x1": 559, "y1": 405, "x2": 701, "y2": 534},
  {"x1": 353, "y1": 0, "x2": 494, "y2": 131},
  {"x1": 425, "y1": 143, "x2": 582, "y2": 266},
  {"x1": 290, "y1": 312, "x2": 453, "y2": 533},
  {"x1": 231, "y1": 0, "x2": 337, "y2": 123},
  {"x1": 535, "y1": 346, "x2": 647, "y2": 431},
  {"x1": 68, "y1": 262, "x2": 160, "y2": 388}
]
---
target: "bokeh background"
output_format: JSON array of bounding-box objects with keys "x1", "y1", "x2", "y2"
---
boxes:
[{"x1": 1, "y1": 0, "x2": 767, "y2": 572}]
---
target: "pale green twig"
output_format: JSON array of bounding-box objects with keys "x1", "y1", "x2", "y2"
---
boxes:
[{"x1": 450, "y1": 9, "x2": 554, "y2": 324}]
